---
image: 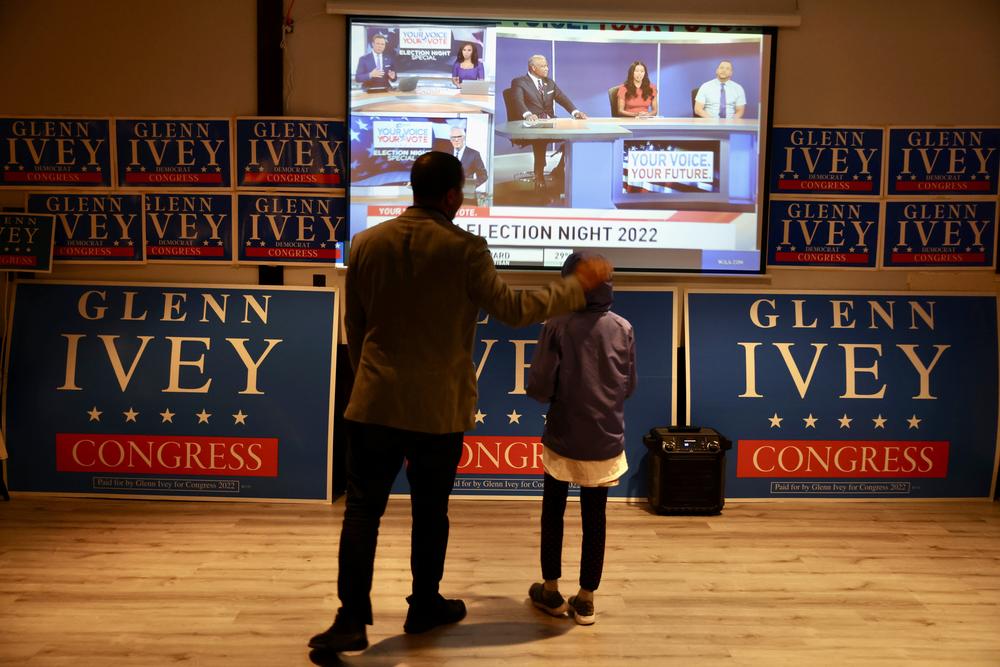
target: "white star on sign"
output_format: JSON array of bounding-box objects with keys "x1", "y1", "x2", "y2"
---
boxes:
[
  {"x1": 473, "y1": 409, "x2": 486, "y2": 424},
  {"x1": 838, "y1": 413, "x2": 853, "y2": 429},
  {"x1": 768, "y1": 412, "x2": 783, "y2": 428},
  {"x1": 803, "y1": 414, "x2": 818, "y2": 428},
  {"x1": 196, "y1": 409, "x2": 212, "y2": 424},
  {"x1": 233, "y1": 410, "x2": 248, "y2": 425},
  {"x1": 160, "y1": 409, "x2": 175, "y2": 423},
  {"x1": 87, "y1": 406, "x2": 103, "y2": 422},
  {"x1": 123, "y1": 407, "x2": 139, "y2": 422},
  {"x1": 872, "y1": 414, "x2": 887, "y2": 429},
  {"x1": 907, "y1": 414, "x2": 922, "y2": 429},
  {"x1": 507, "y1": 410, "x2": 521, "y2": 424}
]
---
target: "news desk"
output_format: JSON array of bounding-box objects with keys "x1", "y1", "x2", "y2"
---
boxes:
[
  {"x1": 351, "y1": 87, "x2": 493, "y2": 114},
  {"x1": 496, "y1": 117, "x2": 758, "y2": 208}
]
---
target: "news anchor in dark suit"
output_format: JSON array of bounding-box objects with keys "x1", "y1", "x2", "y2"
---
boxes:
[
  {"x1": 354, "y1": 33, "x2": 396, "y2": 90},
  {"x1": 510, "y1": 54, "x2": 587, "y2": 191},
  {"x1": 449, "y1": 127, "x2": 488, "y2": 187}
]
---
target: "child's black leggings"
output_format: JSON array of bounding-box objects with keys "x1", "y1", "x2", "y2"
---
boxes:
[{"x1": 540, "y1": 471, "x2": 609, "y2": 592}]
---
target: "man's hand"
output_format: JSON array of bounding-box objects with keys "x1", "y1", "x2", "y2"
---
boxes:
[
  {"x1": 572, "y1": 110, "x2": 588, "y2": 120},
  {"x1": 369, "y1": 67, "x2": 384, "y2": 79},
  {"x1": 573, "y1": 256, "x2": 612, "y2": 292}
]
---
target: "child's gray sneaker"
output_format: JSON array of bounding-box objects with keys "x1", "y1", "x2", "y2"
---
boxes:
[
  {"x1": 529, "y1": 582, "x2": 568, "y2": 616},
  {"x1": 568, "y1": 595, "x2": 595, "y2": 625}
]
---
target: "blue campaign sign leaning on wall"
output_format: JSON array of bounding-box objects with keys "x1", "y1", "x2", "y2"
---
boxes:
[
  {"x1": 766, "y1": 200, "x2": 880, "y2": 269},
  {"x1": 0, "y1": 117, "x2": 113, "y2": 188},
  {"x1": 115, "y1": 119, "x2": 233, "y2": 189},
  {"x1": 389, "y1": 288, "x2": 677, "y2": 499},
  {"x1": 237, "y1": 193, "x2": 346, "y2": 266},
  {"x1": 769, "y1": 126, "x2": 883, "y2": 196},
  {"x1": 686, "y1": 290, "x2": 999, "y2": 499},
  {"x1": 3, "y1": 281, "x2": 338, "y2": 501},
  {"x1": 887, "y1": 128, "x2": 1000, "y2": 196},
  {"x1": 144, "y1": 193, "x2": 235, "y2": 264},
  {"x1": 0, "y1": 212, "x2": 55, "y2": 272},
  {"x1": 236, "y1": 117, "x2": 347, "y2": 189},
  {"x1": 27, "y1": 193, "x2": 145, "y2": 264},
  {"x1": 881, "y1": 201, "x2": 997, "y2": 269}
]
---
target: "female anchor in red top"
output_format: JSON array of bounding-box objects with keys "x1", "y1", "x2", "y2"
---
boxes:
[{"x1": 616, "y1": 61, "x2": 658, "y2": 118}]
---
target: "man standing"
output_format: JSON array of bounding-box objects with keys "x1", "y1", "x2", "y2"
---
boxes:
[
  {"x1": 308, "y1": 152, "x2": 611, "y2": 654},
  {"x1": 694, "y1": 60, "x2": 746, "y2": 119},
  {"x1": 354, "y1": 33, "x2": 396, "y2": 90},
  {"x1": 449, "y1": 126, "x2": 488, "y2": 187},
  {"x1": 510, "y1": 55, "x2": 587, "y2": 191}
]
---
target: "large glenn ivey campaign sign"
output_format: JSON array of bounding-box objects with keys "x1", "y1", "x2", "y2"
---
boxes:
[
  {"x1": 390, "y1": 289, "x2": 677, "y2": 499},
  {"x1": 686, "y1": 290, "x2": 999, "y2": 499},
  {"x1": 3, "y1": 282, "x2": 338, "y2": 501}
]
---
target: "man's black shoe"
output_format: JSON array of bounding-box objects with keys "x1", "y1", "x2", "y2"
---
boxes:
[
  {"x1": 403, "y1": 594, "x2": 467, "y2": 634},
  {"x1": 308, "y1": 609, "x2": 368, "y2": 652}
]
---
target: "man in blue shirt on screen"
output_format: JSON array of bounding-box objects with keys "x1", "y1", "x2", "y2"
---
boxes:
[{"x1": 694, "y1": 60, "x2": 746, "y2": 119}]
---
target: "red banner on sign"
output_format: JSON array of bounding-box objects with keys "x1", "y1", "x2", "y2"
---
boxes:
[
  {"x1": 3, "y1": 171, "x2": 104, "y2": 184},
  {"x1": 776, "y1": 179, "x2": 874, "y2": 192},
  {"x1": 148, "y1": 246, "x2": 226, "y2": 257},
  {"x1": 55, "y1": 433, "x2": 279, "y2": 477},
  {"x1": 737, "y1": 440, "x2": 949, "y2": 478},
  {"x1": 125, "y1": 173, "x2": 224, "y2": 184},
  {"x1": 893, "y1": 181, "x2": 991, "y2": 192},
  {"x1": 242, "y1": 172, "x2": 342, "y2": 185},
  {"x1": 459, "y1": 436, "x2": 544, "y2": 475},
  {"x1": 773, "y1": 252, "x2": 871, "y2": 264}
]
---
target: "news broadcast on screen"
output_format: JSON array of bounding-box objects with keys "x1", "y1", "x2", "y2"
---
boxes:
[{"x1": 346, "y1": 19, "x2": 773, "y2": 273}]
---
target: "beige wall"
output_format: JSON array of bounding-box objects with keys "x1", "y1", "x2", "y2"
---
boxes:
[{"x1": 1, "y1": 0, "x2": 998, "y2": 300}]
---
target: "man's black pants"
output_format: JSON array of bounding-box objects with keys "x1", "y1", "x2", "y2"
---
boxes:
[{"x1": 337, "y1": 421, "x2": 463, "y2": 625}]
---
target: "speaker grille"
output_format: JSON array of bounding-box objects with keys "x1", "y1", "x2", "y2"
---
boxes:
[{"x1": 649, "y1": 452, "x2": 725, "y2": 514}]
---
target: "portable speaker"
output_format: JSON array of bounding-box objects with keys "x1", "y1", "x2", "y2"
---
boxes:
[{"x1": 643, "y1": 426, "x2": 730, "y2": 515}]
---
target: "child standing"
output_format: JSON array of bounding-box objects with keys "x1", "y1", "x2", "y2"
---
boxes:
[{"x1": 525, "y1": 252, "x2": 636, "y2": 625}]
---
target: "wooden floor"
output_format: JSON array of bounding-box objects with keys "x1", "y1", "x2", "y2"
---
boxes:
[{"x1": 1, "y1": 496, "x2": 999, "y2": 666}]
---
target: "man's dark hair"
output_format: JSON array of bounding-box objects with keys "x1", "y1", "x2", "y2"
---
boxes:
[
  {"x1": 371, "y1": 33, "x2": 388, "y2": 43},
  {"x1": 411, "y1": 151, "x2": 464, "y2": 202}
]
